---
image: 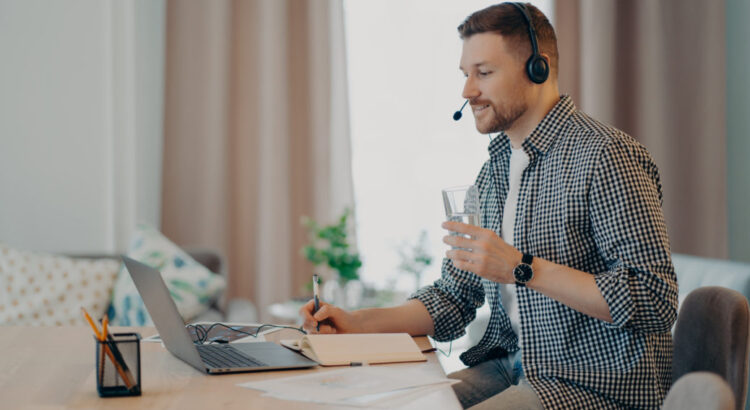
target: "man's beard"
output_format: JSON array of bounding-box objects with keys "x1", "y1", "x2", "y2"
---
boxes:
[{"x1": 478, "y1": 100, "x2": 527, "y2": 134}]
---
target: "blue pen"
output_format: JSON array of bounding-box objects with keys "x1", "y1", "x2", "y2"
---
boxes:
[{"x1": 312, "y1": 274, "x2": 320, "y2": 332}]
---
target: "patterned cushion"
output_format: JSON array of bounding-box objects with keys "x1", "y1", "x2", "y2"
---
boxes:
[
  {"x1": 108, "y1": 224, "x2": 226, "y2": 326},
  {"x1": 0, "y1": 243, "x2": 120, "y2": 325}
]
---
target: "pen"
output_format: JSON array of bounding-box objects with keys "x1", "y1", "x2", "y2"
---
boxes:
[
  {"x1": 100, "y1": 313, "x2": 136, "y2": 389},
  {"x1": 312, "y1": 274, "x2": 320, "y2": 332},
  {"x1": 105, "y1": 332, "x2": 136, "y2": 390}
]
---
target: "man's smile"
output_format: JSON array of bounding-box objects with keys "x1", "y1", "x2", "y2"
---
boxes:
[{"x1": 472, "y1": 104, "x2": 491, "y2": 114}]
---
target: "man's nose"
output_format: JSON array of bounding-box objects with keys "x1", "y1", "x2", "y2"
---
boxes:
[{"x1": 462, "y1": 76, "x2": 479, "y2": 100}]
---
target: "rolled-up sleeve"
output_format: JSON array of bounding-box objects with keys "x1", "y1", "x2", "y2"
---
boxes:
[
  {"x1": 590, "y1": 137, "x2": 678, "y2": 333},
  {"x1": 409, "y1": 258, "x2": 486, "y2": 341}
]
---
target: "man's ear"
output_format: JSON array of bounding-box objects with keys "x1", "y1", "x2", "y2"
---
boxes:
[
  {"x1": 539, "y1": 53, "x2": 551, "y2": 67},
  {"x1": 537, "y1": 52, "x2": 553, "y2": 81}
]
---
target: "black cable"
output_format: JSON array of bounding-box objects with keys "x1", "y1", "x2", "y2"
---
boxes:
[{"x1": 186, "y1": 322, "x2": 307, "y2": 345}]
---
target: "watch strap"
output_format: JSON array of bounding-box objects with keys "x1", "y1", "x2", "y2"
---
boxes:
[{"x1": 521, "y1": 253, "x2": 533, "y2": 264}]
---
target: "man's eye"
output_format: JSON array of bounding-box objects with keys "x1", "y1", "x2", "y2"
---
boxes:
[{"x1": 479, "y1": 71, "x2": 491, "y2": 76}]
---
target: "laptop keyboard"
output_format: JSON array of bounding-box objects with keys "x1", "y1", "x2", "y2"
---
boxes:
[{"x1": 197, "y1": 345, "x2": 267, "y2": 369}]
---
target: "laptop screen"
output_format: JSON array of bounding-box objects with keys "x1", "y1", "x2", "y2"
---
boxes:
[{"x1": 122, "y1": 256, "x2": 206, "y2": 372}]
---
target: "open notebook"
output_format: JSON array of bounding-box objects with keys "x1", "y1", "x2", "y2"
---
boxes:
[{"x1": 281, "y1": 333, "x2": 428, "y2": 366}]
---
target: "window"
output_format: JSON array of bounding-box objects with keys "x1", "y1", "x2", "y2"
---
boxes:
[{"x1": 344, "y1": 1, "x2": 554, "y2": 291}]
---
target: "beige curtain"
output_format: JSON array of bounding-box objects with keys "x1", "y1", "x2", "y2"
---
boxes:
[
  {"x1": 556, "y1": 0, "x2": 728, "y2": 258},
  {"x1": 161, "y1": 0, "x2": 355, "y2": 319}
]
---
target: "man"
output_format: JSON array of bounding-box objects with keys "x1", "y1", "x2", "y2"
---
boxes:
[{"x1": 300, "y1": 3, "x2": 677, "y2": 409}]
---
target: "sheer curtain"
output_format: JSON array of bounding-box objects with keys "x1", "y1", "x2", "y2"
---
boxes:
[
  {"x1": 556, "y1": 0, "x2": 728, "y2": 258},
  {"x1": 161, "y1": 0, "x2": 354, "y2": 319}
]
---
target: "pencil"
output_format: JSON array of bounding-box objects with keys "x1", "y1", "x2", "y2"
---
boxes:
[
  {"x1": 102, "y1": 314, "x2": 109, "y2": 341},
  {"x1": 81, "y1": 307, "x2": 102, "y2": 340}
]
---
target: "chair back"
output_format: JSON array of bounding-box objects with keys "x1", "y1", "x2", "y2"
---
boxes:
[
  {"x1": 672, "y1": 286, "x2": 750, "y2": 410},
  {"x1": 663, "y1": 372, "x2": 736, "y2": 410}
]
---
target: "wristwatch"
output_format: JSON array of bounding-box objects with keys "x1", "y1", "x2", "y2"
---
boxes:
[{"x1": 513, "y1": 253, "x2": 534, "y2": 287}]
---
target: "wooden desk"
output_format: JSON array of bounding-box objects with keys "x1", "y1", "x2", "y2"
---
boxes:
[{"x1": 0, "y1": 326, "x2": 461, "y2": 409}]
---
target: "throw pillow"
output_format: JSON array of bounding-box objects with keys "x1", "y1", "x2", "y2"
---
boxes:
[
  {"x1": 108, "y1": 224, "x2": 226, "y2": 326},
  {"x1": 0, "y1": 243, "x2": 120, "y2": 325}
]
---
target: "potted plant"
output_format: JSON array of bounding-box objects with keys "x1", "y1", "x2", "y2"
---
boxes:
[{"x1": 301, "y1": 208, "x2": 363, "y2": 307}]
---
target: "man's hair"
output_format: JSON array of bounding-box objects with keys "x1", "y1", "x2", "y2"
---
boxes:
[{"x1": 458, "y1": 3, "x2": 558, "y2": 77}]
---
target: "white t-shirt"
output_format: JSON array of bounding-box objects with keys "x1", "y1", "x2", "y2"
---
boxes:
[{"x1": 499, "y1": 146, "x2": 530, "y2": 343}]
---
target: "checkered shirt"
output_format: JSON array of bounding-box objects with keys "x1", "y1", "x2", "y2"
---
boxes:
[{"x1": 411, "y1": 95, "x2": 678, "y2": 409}]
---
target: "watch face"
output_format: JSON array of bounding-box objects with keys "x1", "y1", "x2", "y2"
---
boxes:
[{"x1": 514, "y1": 263, "x2": 533, "y2": 283}]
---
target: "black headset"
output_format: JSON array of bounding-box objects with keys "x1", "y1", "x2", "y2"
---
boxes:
[{"x1": 509, "y1": 2, "x2": 549, "y2": 84}]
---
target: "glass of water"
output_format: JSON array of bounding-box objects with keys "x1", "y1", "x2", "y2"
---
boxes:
[{"x1": 442, "y1": 185, "x2": 479, "y2": 247}]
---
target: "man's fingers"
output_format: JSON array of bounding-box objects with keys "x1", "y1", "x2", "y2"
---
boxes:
[
  {"x1": 303, "y1": 317, "x2": 335, "y2": 334},
  {"x1": 443, "y1": 235, "x2": 476, "y2": 250},
  {"x1": 444, "y1": 235, "x2": 484, "y2": 253},
  {"x1": 299, "y1": 299, "x2": 315, "y2": 319},
  {"x1": 302, "y1": 319, "x2": 316, "y2": 333},
  {"x1": 301, "y1": 299, "x2": 332, "y2": 332},
  {"x1": 317, "y1": 324, "x2": 337, "y2": 334},
  {"x1": 442, "y1": 221, "x2": 482, "y2": 235},
  {"x1": 313, "y1": 304, "x2": 333, "y2": 321},
  {"x1": 446, "y1": 248, "x2": 474, "y2": 261}
]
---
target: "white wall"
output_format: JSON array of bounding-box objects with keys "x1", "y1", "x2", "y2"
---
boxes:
[{"x1": 0, "y1": 0, "x2": 165, "y2": 253}]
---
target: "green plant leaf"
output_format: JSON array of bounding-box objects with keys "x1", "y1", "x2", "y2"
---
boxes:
[{"x1": 300, "y1": 208, "x2": 361, "y2": 282}]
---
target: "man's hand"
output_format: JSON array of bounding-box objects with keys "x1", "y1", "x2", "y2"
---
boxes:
[
  {"x1": 299, "y1": 300, "x2": 364, "y2": 334},
  {"x1": 300, "y1": 299, "x2": 436, "y2": 336},
  {"x1": 442, "y1": 221, "x2": 522, "y2": 284}
]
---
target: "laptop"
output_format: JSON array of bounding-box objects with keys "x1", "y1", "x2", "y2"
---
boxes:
[{"x1": 122, "y1": 256, "x2": 318, "y2": 374}]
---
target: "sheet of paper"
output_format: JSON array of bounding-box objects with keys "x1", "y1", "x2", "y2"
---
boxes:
[
  {"x1": 238, "y1": 364, "x2": 455, "y2": 405},
  {"x1": 337, "y1": 382, "x2": 454, "y2": 408},
  {"x1": 279, "y1": 339, "x2": 300, "y2": 351},
  {"x1": 260, "y1": 383, "x2": 453, "y2": 408}
]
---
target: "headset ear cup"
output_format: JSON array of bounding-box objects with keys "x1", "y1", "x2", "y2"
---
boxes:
[{"x1": 527, "y1": 55, "x2": 549, "y2": 84}]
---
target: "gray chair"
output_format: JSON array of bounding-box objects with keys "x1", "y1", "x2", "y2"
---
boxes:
[
  {"x1": 670, "y1": 286, "x2": 750, "y2": 410},
  {"x1": 663, "y1": 372, "x2": 735, "y2": 410}
]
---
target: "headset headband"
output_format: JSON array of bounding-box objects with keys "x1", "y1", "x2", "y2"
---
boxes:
[
  {"x1": 507, "y1": 2, "x2": 549, "y2": 84},
  {"x1": 510, "y1": 3, "x2": 540, "y2": 57}
]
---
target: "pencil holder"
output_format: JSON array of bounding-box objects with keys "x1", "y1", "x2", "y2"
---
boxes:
[{"x1": 95, "y1": 332, "x2": 141, "y2": 397}]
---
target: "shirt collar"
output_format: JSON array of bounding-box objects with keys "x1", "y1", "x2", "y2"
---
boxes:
[{"x1": 488, "y1": 95, "x2": 576, "y2": 160}]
